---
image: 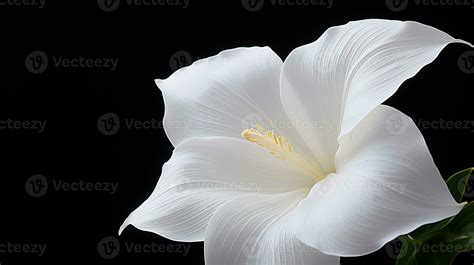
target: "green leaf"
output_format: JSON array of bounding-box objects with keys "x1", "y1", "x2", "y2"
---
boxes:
[
  {"x1": 395, "y1": 168, "x2": 474, "y2": 265},
  {"x1": 446, "y1": 167, "x2": 473, "y2": 203},
  {"x1": 413, "y1": 203, "x2": 473, "y2": 264},
  {"x1": 395, "y1": 236, "x2": 418, "y2": 265},
  {"x1": 396, "y1": 203, "x2": 474, "y2": 264},
  {"x1": 409, "y1": 168, "x2": 473, "y2": 239}
]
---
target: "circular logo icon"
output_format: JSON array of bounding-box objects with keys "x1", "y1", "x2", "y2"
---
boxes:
[
  {"x1": 25, "y1": 174, "x2": 48, "y2": 198},
  {"x1": 385, "y1": 237, "x2": 408, "y2": 259},
  {"x1": 313, "y1": 174, "x2": 338, "y2": 198},
  {"x1": 169, "y1": 50, "x2": 193, "y2": 72},
  {"x1": 97, "y1": 236, "x2": 120, "y2": 259},
  {"x1": 242, "y1": 235, "x2": 259, "y2": 261},
  {"x1": 98, "y1": 0, "x2": 120, "y2": 12},
  {"x1": 97, "y1": 112, "x2": 120, "y2": 136},
  {"x1": 241, "y1": 113, "x2": 266, "y2": 130},
  {"x1": 25, "y1": 51, "x2": 48, "y2": 74},
  {"x1": 459, "y1": 172, "x2": 474, "y2": 198},
  {"x1": 385, "y1": 112, "x2": 409, "y2": 135},
  {"x1": 385, "y1": 0, "x2": 408, "y2": 12},
  {"x1": 463, "y1": 223, "x2": 474, "y2": 237},
  {"x1": 241, "y1": 0, "x2": 264, "y2": 12},
  {"x1": 458, "y1": 51, "x2": 474, "y2": 74}
]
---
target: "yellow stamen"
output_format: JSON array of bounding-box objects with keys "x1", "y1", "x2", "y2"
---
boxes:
[{"x1": 242, "y1": 124, "x2": 324, "y2": 181}]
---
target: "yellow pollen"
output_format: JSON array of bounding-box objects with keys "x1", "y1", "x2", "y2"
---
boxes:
[{"x1": 242, "y1": 124, "x2": 324, "y2": 181}]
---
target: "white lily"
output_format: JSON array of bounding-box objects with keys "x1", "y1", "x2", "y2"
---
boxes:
[{"x1": 119, "y1": 19, "x2": 472, "y2": 265}]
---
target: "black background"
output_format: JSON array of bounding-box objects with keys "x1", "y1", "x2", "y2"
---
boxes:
[{"x1": 1, "y1": 0, "x2": 473, "y2": 264}]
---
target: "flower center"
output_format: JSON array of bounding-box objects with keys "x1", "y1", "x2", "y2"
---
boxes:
[{"x1": 242, "y1": 124, "x2": 325, "y2": 181}]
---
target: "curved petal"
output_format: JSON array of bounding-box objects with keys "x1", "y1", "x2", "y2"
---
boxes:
[
  {"x1": 280, "y1": 19, "x2": 472, "y2": 172},
  {"x1": 295, "y1": 105, "x2": 464, "y2": 256},
  {"x1": 157, "y1": 46, "x2": 314, "y2": 159},
  {"x1": 119, "y1": 137, "x2": 314, "y2": 242},
  {"x1": 204, "y1": 190, "x2": 339, "y2": 265}
]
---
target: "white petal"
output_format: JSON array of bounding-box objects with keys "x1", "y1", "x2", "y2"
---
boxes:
[
  {"x1": 280, "y1": 19, "x2": 472, "y2": 172},
  {"x1": 157, "y1": 46, "x2": 313, "y2": 160},
  {"x1": 205, "y1": 190, "x2": 340, "y2": 265},
  {"x1": 119, "y1": 137, "x2": 314, "y2": 242},
  {"x1": 295, "y1": 105, "x2": 464, "y2": 256}
]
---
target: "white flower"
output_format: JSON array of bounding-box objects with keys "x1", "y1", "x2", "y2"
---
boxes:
[{"x1": 119, "y1": 19, "x2": 472, "y2": 264}]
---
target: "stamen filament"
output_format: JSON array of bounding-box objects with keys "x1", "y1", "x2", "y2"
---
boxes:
[{"x1": 242, "y1": 124, "x2": 324, "y2": 181}]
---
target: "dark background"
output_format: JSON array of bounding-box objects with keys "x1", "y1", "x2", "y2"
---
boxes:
[{"x1": 0, "y1": 0, "x2": 473, "y2": 264}]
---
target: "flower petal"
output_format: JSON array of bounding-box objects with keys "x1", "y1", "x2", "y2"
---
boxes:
[
  {"x1": 295, "y1": 105, "x2": 464, "y2": 256},
  {"x1": 119, "y1": 137, "x2": 314, "y2": 242},
  {"x1": 280, "y1": 19, "x2": 472, "y2": 172},
  {"x1": 204, "y1": 190, "x2": 340, "y2": 265},
  {"x1": 157, "y1": 47, "x2": 312, "y2": 159}
]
